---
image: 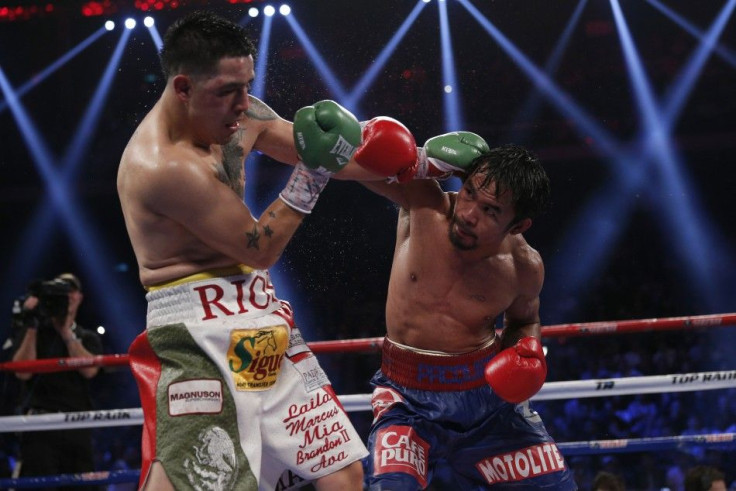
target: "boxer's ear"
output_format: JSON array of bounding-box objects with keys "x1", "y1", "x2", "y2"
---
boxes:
[
  {"x1": 173, "y1": 74, "x2": 192, "y2": 101},
  {"x1": 508, "y1": 218, "x2": 531, "y2": 235}
]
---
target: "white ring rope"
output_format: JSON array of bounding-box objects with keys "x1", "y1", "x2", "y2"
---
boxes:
[
  {"x1": 2, "y1": 369, "x2": 734, "y2": 433},
  {"x1": 532, "y1": 369, "x2": 736, "y2": 400}
]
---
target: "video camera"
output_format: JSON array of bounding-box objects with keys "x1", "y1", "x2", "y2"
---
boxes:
[{"x1": 27, "y1": 278, "x2": 73, "y2": 321}]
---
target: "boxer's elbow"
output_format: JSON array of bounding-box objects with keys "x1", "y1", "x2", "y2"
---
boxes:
[{"x1": 239, "y1": 249, "x2": 283, "y2": 271}]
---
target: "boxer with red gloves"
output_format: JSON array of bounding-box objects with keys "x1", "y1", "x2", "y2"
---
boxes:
[{"x1": 360, "y1": 143, "x2": 575, "y2": 489}]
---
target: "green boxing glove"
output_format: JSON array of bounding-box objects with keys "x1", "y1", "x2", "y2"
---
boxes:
[
  {"x1": 422, "y1": 131, "x2": 490, "y2": 175},
  {"x1": 293, "y1": 100, "x2": 362, "y2": 174},
  {"x1": 397, "y1": 131, "x2": 490, "y2": 182}
]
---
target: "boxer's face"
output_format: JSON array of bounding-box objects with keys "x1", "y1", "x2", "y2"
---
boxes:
[
  {"x1": 449, "y1": 173, "x2": 517, "y2": 251},
  {"x1": 187, "y1": 56, "x2": 254, "y2": 145}
]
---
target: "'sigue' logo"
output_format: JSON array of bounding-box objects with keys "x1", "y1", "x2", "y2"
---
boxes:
[{"x1": 228, "y1": 326, "x2": 289, "y2": 391}]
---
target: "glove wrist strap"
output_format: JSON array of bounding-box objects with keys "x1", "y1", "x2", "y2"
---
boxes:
[
  {"x1": 396, "y1": 147, "x2": 452, "y2": 182},
  {"x1": 279, "y1": 162, "x2": 330, "y2": 214}
]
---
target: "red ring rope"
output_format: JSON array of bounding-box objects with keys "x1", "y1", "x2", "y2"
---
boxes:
[{"x1": 2, "y1": 313, "x2": 734, "y2": 373}]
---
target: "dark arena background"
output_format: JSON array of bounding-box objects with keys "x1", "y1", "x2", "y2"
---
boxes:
[{"x1": 1, "y1": 0, "x2": 735, "y2": 488}]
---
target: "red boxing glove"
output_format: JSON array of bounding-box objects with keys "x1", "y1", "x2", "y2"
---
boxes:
[
  {"x1": 353, "y1": 117, "x2": 417, "y2": 178},
  {"x1": 484, "y1": 337, "x2": 547, "y2": 404}
]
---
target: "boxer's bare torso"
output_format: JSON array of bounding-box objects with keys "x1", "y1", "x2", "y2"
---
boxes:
[
  {"x1": 368, "y1": 177, "x2": 544, "y2": 353},
  {"x1": 117, "y1": 58, "x2": 300, "y2": 288}
]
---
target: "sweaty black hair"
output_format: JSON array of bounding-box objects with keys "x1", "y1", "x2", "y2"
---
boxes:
[
  {"x1": 159, "y1": 11, "x2": 256, "y2": 79},
  {"x1": 467, "y1": 143, "x2": 551, "y2": 224}
]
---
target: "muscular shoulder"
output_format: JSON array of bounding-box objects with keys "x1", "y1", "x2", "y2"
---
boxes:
[
  {"x1": 510, "y1": 236, "x2": 544, "y2": 296},
  {"x1": 121, "y1": 135, "x2": 200, "y2": 184},
  {"x1": 119, "y1": 110, "x2": 174, "y2": 177},
  {"x1": 119, "y1": 131, "x2": 213, "y2": 212},
  {"x1": 403, "y1": 180, "x2": 451, "y2": 213}
]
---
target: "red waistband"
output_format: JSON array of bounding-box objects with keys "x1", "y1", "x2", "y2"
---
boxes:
[{"x1": 380, "y1": 337, "x2": 498, "y2": 391}]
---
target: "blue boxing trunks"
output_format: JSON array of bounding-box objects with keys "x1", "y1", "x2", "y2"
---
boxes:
[{"x1": 365, "y1": 337, "x2": 577, "y2": 490}]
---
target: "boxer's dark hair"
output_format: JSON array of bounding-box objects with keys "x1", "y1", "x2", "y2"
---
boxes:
[
  {"x1": 467, "y1": 144, "x2": 551, "y2": 224},
  {"x1": 160, "y1": 11, "x2": 256, "y2": 79}
]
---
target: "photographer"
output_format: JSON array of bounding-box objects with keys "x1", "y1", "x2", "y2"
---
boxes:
[{"x1": 10, "y1": 273, "x2": 102, "y2": 488}]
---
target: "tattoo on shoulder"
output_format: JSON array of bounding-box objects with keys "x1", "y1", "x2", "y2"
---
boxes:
[
  {"x1": 246, "y1": 225, "x2": 261, "y2": 250},
  {"x1": 246, "y1": 96, "x2": 278, "y2": 121},
  {"x1": 219, "y1": 142, "x2": 246, "y2": 196},
  {"x1": 263, "y1": 225, "x2": 274, "y2": 238}
]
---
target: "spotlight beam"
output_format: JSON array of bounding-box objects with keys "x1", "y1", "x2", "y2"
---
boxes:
[
  {"x1": 608, "y1": 0, "x2": 735, "y2": 307},
  {"x1": 0, "y1": 26, "x2": 108, "y2": 115},
  {"x1": 507, "y1": 0, "x2": 589, "y2": 142},
  {"x1": 0, "y1": 68, "x2": 86, "y2": 312},
  {"x1": 251, "y1": 13, "x2": 274, "y2": 102},
  {"x1": 0, "y1": 70, "x2": 62, "y2": 196},
  {"x1": 344, "y1": 0, "x2": 428, "y2": 112},
  {"x1": 64, "y1": 28, "x2": 134, "y2": 175},
  {"x1": 610, "y1": 0, "x2": 663, "y2": 138},
  {"x1": 283, "y1": 14, "x2": 349, "y2": 103},
  {"x1": 457, "y1": 0, "x2": 622, "y2": 158},
  {"x1": 146, "y1": 23, "x2": 163, "y2": 51},
  {"x1": 244, "y1": 10, "x2": 274, "y2": 212},
  {"x1": 2, "y1": 29, "x2": 138, "y2": 342},
  {"x1": 660, "y1": 0, "x2": 736, "y2": 128},
  {"x1": 543, "y1": 179, "x2": 637, "y2": 322},
  {"x1": 645, "y1": 0, "x2": 736, "y2": 69},
  {"x1": 546, "y1": 0, "x2": 736, "y2": 315},
  {"x1": 438, "y1": 0, "x2": 464, "y2": 132}
]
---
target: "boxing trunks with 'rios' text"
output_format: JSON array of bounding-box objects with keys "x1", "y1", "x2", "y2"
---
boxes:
[{"x1": 128, "y1": 265, "x2": 368, "y2": 491}]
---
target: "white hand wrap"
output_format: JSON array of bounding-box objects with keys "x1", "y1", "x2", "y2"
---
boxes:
[
  {"x1": 386, "y1": 147, "x2": 452, "y2": 183},
  {"x1": 279, "y1": 162, "x2": 330, "y2": 214},
  {"x1": 416, "y1": 147, "x2": 454, "y2": 178}
]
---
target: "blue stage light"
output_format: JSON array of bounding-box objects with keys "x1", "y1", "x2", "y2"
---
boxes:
[
  {"x1": 0, "y1": 27, "x2": 109, "y2": 115},
  {"x1": 438, "y1": 0, "x2": 464, "y2": 133}
]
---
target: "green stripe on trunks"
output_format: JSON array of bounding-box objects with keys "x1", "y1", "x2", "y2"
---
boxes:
[{"x1": 148, "y1": 324, "x2": 258, "y2": 491}]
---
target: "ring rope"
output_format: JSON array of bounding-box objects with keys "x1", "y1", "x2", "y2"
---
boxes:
[
  {"x1": 1, "y1": 313, "x2": 734, "y2": 374},
  {"x1": 0, "y1": 469, "x2": 140, "y2": 489},
  {"x1": 310, "y1": 312, "x2": 736, "y2": 353},
  {"x1": 539, "y1": 312, "x2": 736, "y2": 337},
  {"x1": 558, "y1": 432, "x2": 736, "y2": 455},
  {"x1": 2, "y1": 370, "x2": 734, "y2": 433},
  {"x1": 0, "y1": 408, "x2": 143, "y2": 432},
  {"x1": 3, "y1": 433, "x2": 735, "y2": 489},
  {"x1": 0, "y1": 353, "x2": 130, "y2": 374}
]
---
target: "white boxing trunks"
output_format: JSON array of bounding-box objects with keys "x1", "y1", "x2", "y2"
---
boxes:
[{"x1": 128, "y1": 265, "x2": 368, "y2": 490}]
